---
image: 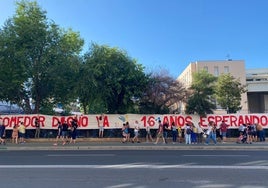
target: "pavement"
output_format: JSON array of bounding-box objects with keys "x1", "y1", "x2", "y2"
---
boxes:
[{"x1": 1, "y1": 138, "x2": 268, "y2": 150}]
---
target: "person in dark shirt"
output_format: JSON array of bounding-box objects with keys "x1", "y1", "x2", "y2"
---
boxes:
[
  {"x1": 53, "y1": 121, "x2": 63, "y2": 146},
  {"x1": 70, "y1": 118, "x2": 78, "y2": 144},
  {"x1": 0, "y1": 123, "x2": 6, "y2": 145},
  {"x1": 62, "y1": 121, "x2": 69, "y2": 145},
  {"x1": 163, "y1": 122, "x2": 169, "y2": 144},
  {"x1": 34, "y1": 118, "x2": 41, "y2": 138}
]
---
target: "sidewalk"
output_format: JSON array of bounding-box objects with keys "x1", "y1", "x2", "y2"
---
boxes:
[{"x1": 1, "y1": 138, "x2": 268, "y2": 151}]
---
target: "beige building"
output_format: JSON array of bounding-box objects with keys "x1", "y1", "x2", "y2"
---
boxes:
[
  {"x1": 177, "y1": 60, "x2": 248, "y2": 114},
  {"x1": 246, "y1": 68, "x2": 268, "y2": 113}
]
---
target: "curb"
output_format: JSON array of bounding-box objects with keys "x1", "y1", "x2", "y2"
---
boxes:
[
  {"x1": 2, "y1": 144, "x2": 268, "y2": 151},
  {"x1": 1, "y1": 138, "x2": 267, "y2": 151}
]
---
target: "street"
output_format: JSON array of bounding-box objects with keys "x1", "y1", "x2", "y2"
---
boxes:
[{"x1": 0, "y1": 150, "x2": 268, "y2": 188}]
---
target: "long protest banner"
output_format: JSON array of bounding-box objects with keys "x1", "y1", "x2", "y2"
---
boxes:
[{"x1": 0, "y1": 114, "x2": 268, "y2": 130}]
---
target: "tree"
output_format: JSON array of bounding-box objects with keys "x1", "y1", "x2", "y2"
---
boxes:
[
  {"x1": 139, "y1": 70, "x2": 187, "y2": 114},
  {"x1": 185, "y1": 70, "x2": 217, "y2": 116},
  {"x1": 79, "y1": 43, "x2": 148, "y2": 114},
  {"x1": 0, "y1": 1, "x2": 84, "y2": 113},
  {"x1": 215, "y1": 73, "x2": 247, "y2": 113}
]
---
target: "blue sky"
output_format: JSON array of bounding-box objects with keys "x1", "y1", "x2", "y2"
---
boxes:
[{"x1": 1, "y1": 0, "x2": 268, "y2": 77}]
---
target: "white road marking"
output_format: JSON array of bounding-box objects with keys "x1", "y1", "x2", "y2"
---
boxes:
[
  {"x1": 237, "y1": 160, "x2": 268, "y2": 166},
  {"x1": 106, "y1": 183, "x2": 134, "y2": 188},
  {"x1": 0, "y1": 164, "x2": 268, "y2": 170},
  {"x1": 47, "y1": 154, "x2": 115, "y2": 157},
  {"x1": 183, "y1": 155, "x2": 249, "y2": 157}
]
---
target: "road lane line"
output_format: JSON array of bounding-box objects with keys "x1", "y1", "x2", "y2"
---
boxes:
[
  {"x1": 47, "y1": 154, "x2": 116, "y2": 157},
  {"x1": 237, "y1": 160, "x2": 268, "y2": 165},
  {"x1": 183, "y1": 155, "x2": 249, "y2": 157},
  {"x1": 0, "y1": 164, "x2": 268, "y2": 170}
]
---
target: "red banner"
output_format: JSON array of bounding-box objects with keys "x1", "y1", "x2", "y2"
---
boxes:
[{"x1": 0, "y1": 114, "x2": 267, "y2": 130}]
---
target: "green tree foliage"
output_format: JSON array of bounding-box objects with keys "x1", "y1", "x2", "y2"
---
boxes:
[
  {"x1": 215, "y1": 73, "x2": 247, "y2": 113},
  {"x1": 79, "y1": 43, "x2": 148, "y2": 114},
  {"x1": 139, "y1": 70, "x2": 187, "y2": 114},
  {"x1": 185, "y1": 70, "x2": 217, "y2": 116},
  {"x1": 0, "y1": 1, "x2": 84, "y2": 113}
]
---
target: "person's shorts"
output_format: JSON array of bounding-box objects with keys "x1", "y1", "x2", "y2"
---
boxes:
[
  {"x1": 122, "y1": 132, "x2": 127, "y2": 137},
  {"x1": 19, "y1": 133, "x2": 25, "y2": 138},
  {"x1": 99, "y1": 126, "x2": 104, "y2": 131},
  {"x1": 71, "y1": 133, "x2": 77, "y2": 139},
  {"x1": 157, "y1": 133, "x2": 163, "y2": 138},
  {"x1": 222, "y1": 132, "x2": 227, "y2": 137},
  {"x1": 61, "y1": 131, "x2": 68, "y2": 137}
]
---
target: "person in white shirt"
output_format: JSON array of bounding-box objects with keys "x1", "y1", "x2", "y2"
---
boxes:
[
  {"x1": 196, "y1": 122, "x2": 205, "y2": 143},
  {"x1": 205, "y1": 121, "x2": 217, "y2": 145},
  {"x1": 132, "y1": 120, "x2": 140, "y2": 143},
  {"x1": 98, "y1": 114, "x2": 104, "y2": 138},
  {"x1": 146, "y1": 124, "x2": 154, "y2": 142}
]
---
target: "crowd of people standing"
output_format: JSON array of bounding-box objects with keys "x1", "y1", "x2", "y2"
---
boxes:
[
  {"x1": 53, "y1": 117, "x2": 78, "y2": 145},
  {"x1": 237, "y1": 122, "x2": 266, "y2": 144},
  {"x1": 0, "y1": 121, "x2": 26, "y2": 144},
  {"x1": 0, "y1": 116, "x2": 79, "y2": 145},
  {"x1": 119, "y1": 119, "x2": 266, "y2": 145},
  {"x1": 0, "y1": 117, "x2": 267, "y2": 145}
]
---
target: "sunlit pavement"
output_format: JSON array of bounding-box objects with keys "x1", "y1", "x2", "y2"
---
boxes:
[{"x1": 1, "y1": 138, "x2": 268, "y2": 150}]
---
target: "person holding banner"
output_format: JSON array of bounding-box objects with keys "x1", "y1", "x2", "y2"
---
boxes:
[
  {"x1": 98, "y1": 114, "x2": 104, "y2": 138},
  {"x1": 18, "y1": 122, "x2": 26, "y2": 144},
  {"x1": 34, "y1": 117, "x2": 41, "y2": 138}
]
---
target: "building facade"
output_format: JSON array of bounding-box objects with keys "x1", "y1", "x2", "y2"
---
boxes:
[
  {"x1": 246, "y1": 68, "x2": 268, "y2": 113},
  {"x1": 177, "y1": 60, "x2": 248, "y2": 114}
]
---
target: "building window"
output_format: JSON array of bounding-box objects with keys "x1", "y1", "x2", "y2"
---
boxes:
[
  {"x1": 214, "y1": 66, "x2": 219, "y2": 76},
  {"x1": 203, "y1": 66, "x2": 208, "y2": 72},
  {"x1": 224, "y1": 66, "x2": 229, "y2": 73}
]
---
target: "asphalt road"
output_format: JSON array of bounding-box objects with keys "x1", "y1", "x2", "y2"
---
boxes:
[{"x1": 0, "y1": 150, "x2": 268, "y2": 188}]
